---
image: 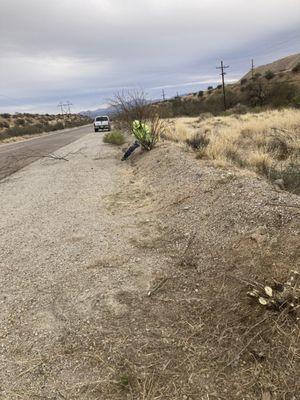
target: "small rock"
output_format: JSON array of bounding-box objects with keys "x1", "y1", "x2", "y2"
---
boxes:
[
  {"x1": 262, "y1": 391, "x2": 272, "y2": 400},
  {"x1": 274, "y1": 179, "x2": 285, "y2": 190},
  {"x1": 250, "y1": 227, "x2": 268, "y2": 244}
]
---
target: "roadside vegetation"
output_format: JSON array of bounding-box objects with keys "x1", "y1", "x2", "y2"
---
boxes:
[
  {"x1": 0, "y1": 113, "x2": 91, "y2": 142},
  {"x1": 164, "y1": 109, "x2": 300, "y2": 194},
  {"x1": 110, "y1": 90, "x2": 168, "y2": 151},
  {"x1": 155, "y1": 58, "x2": 300, "y2": 117},
  {"x1": 109, "y1": 82, "x2": 300, "y2": 192},
  {"x1": 156, "y1": 78, "x2": 300, "y2": 117},
  {"x1": 103, "y1": 130, "x2": 126, "y2": 145}
]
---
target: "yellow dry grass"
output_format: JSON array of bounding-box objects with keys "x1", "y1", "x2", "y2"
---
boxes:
[
  {"x1": 167, "y1": 109, "x2": 300, "y2": 189},
  {"x1": 164, "y1": 117, "x2": 200, "y2": 142},
  {"x1": 165, "y1": 109, "x2": 300, "y2": 192}
]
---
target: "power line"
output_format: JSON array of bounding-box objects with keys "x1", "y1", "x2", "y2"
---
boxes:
[
  {"x1": 57, "y1": 101, "x2": 73, "y2": 128},
  {"x1": 228, "y1": 32, "x2": 300, "y2": 62},
  {"x1": 57, "y1": 101, "x2": 73, "y2": 115},
  {"x1": 66, "y1": 101, "x2": 73, "y2": 115},
  {"x1": 216, "y1": 61, "x2": 230, "y2": 111}
]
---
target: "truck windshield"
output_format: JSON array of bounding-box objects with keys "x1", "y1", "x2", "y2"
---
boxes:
[{"x1": 96, "y1": 117, "x2": 108, "y2": 122}]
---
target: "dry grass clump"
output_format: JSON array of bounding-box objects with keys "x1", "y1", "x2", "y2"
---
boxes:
[
  {"x1": 247, "y1": 150, "x2": 273, "y2": 175},
  {"x1": 168, "y1": 109, "x2": 300, "y2": 193},
  {"x1": 163, "y1": 120, "x2": 191, "y2": 142}
]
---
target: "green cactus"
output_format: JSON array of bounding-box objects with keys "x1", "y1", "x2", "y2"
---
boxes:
[{"x1": 132, "y1": 120, "x2": 153, "y2": 150}]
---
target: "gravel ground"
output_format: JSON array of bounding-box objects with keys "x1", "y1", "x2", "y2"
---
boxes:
[{"x1": 0, "y1": 134, "x2": 167, "y2": 398}]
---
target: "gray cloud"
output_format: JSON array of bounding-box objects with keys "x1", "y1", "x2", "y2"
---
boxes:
[{"x1": 0, "y1": 0, "x2": 300, "y2": 112}]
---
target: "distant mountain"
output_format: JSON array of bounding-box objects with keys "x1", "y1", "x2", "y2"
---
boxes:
[
  {"x1": 80, "y1": 106, "x2": 115, "y2": 119},
  {"x1": 80, "y1": 98, "x2": 162, "y2": 119}
]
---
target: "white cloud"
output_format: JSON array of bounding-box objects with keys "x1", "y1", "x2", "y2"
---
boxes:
[
  {"x1": 0, "y1": 0, "x2": 299, "y2": 112},
  {"x1": 0, "y1": 55, "x2": 112, "y2": 95}
]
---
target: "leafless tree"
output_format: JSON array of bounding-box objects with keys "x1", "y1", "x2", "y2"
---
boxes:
[
  {"x1": 110, "y1": 90, "x2": 169, "y2": 150},
  {"x1": 110, "y1": 90, "x2": 148, "y2": 130}
]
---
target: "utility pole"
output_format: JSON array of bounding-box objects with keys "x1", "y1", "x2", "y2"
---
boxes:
[
  {"x1": 251, "y1": 59, "x2": 255, "y2": 79},
  {"x1": 162, "y1": 89, "x2": 166, "y2": 101},
  {"x1": 65, "y1": 101, "x2": 73, "y2": 115},
  {"x1": 216, "y1": 61, "x2": 229, "y2": 111},
  {"x1": 57, "y1": 101, "x2": 73, "y2": 128},
  {"x1": 57, "y1": 101, "x2": 73, "y2": 127},
  {"x1": 57, "y1": 102, "x2": 66, "y2": 127},
  {"x1": 58, "y1": 102, "x2": 64, "y2": 115},
  {"x1": 57, "y1": 101, "x2": 73, "y2": 115}
]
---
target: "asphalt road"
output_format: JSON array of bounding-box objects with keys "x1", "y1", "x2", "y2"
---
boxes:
[{"x1": 0, "y1": 125, "x2": 92, "y2": 180}]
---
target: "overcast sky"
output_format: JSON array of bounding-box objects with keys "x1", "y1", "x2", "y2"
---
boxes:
[{"x1": 0, "y1": 0, "x2": 300, "y2": 113}]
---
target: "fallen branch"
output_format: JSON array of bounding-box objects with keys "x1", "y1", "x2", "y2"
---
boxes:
[
  {"x1": 42, "y1": 153, "x2": 69, "y2": 161},
  {"x1": 148, "y1": 277, "x2": 168, "y2": 297},
  {"x1": 41, "y1": 147, "x2": 85, "y2": 162}
]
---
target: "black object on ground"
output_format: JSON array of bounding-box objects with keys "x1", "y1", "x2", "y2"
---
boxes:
[{"x1": 122, "y1": 141, "x2": 140, "y2": 161}]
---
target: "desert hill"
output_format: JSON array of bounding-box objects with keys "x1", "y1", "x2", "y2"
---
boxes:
[
  {"x1": 153, "y1": 53, "x2": 300, "y2": 117},
  {"x1": 243, "y1": 53, "x2": 300, "y2": 80}
]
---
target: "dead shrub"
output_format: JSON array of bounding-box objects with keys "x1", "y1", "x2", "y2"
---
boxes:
[
  {"x1": 267, "y1": 137, "x2": 289, "y2": 160},
  {"x1": 186, "y1": 132, "x2": 209, "y2": 150},
  {"x1": 16, "y1": 118, "x2": 25, "y2": 126},
  {"x1": 224, "y1": 148, "x2": 245, "y2": 167},
  {"x1": 110, "y1": 90, "x2": 152, "y2": 133},
  {"x1": 0, "y1": 121, "x2": 9, "y2": 129}
]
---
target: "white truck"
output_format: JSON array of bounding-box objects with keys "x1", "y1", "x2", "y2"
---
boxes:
[{"x1": 94, "y1": 116, "x2": 111, "y2": 132}]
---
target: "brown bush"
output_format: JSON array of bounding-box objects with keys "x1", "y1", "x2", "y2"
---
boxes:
[{"x1": 267, "y1": 137, "x2": 289, "y2": 160}]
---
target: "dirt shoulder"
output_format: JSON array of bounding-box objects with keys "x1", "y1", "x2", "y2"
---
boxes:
[
  {"x1": 128, "y1": 144, "x2": 300, "y2": 399},
  {"x1": 0, "y1": 136, "x2": 299, "y2": 399}
]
